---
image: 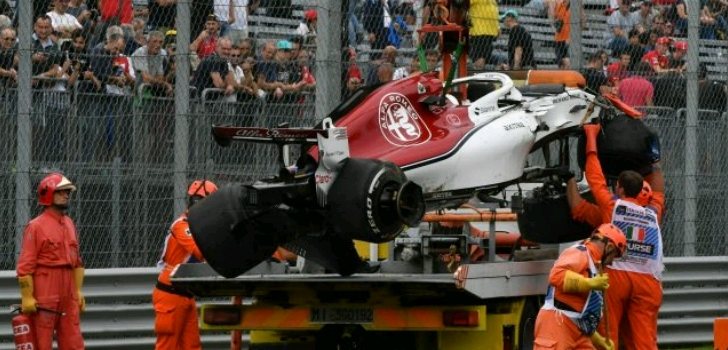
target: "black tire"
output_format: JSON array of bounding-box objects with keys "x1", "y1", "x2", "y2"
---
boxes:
[
  {"x1": 518, "y1": 297, "x2": 540, "y2": 350},
  {"x1": 328, "y1": 158, "x2": 408, "y2": 243}
]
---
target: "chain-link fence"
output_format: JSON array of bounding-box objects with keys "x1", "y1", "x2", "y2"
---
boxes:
[{"x1": 0, "y1": 0, "x2": 726, "y2": 269}]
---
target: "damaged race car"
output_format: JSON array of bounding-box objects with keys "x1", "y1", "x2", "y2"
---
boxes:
[{"x1": 188, "y1": 69, "x2": 661, "y2": 278}]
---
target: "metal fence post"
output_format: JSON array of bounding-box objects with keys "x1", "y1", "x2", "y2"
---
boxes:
[
  {"x1": 569, "y1": 0, "x2": 582, "y2": 70},
  {"x1": 112, "y1": 157, "x2": 121, "y2": 267},
  {"x1": 315, "y1": 1, "x2": 342, "y2": 120},
  {"x1": 14, "y1": 0, "x2": 32, "y2": 258},
  {"x1": 174, "y1": 0, "x2": 192, "y2": 218},
  {"x1": 684, "y1": 0, "x2": 701, "y2": 256}
]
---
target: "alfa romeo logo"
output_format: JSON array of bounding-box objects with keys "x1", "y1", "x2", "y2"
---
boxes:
[{"x1": 379, "y1": 93, "x2": 431, "y2": 146}]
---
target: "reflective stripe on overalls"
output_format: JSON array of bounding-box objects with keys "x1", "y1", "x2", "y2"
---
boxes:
[{"x1": 542, "y1": 244, "x2": 604, "y2": 335}]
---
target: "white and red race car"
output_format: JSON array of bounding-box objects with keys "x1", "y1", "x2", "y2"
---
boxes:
[{"x1": 189, "y1": 70, "x2": 659, "y2": 278}]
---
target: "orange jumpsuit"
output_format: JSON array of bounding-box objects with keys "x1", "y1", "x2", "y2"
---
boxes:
[
  {"x1": 153, "y1": 213, "x2": 202, "y2": 350},
  {"x1": 534, "y1": 243, "x2": 604, "y2": 349},
  {"x1": 16, "y1": 209, "x2": 84, "y2": 350},
  {"x1": 572, "y1": 152, "x2": 665, "y2": 350}
]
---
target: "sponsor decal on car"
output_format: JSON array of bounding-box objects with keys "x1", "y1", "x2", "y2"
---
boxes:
[
  {"x1": 379, "y1": 93, "x2": 431, "y2": 146},
  {"x1": 445, "y1": 114, "x2": 462, "y2": 126}
]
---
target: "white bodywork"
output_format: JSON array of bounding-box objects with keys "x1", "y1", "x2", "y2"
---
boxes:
[{"x1": 404, "y1": 73, "x2": 598, "y2": 194}]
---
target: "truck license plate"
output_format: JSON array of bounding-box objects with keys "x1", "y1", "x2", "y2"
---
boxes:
[{"x1": 310, "y1": 308, "x2": 373, "y2": 324}]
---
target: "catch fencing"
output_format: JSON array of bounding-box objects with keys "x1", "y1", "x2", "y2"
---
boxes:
[{"x1": 0, "y1": 0, "x2": 727, "y2": 270}]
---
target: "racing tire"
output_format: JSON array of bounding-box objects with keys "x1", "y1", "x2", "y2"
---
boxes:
[
  {"x1": 518, "y1": 297, "x2": 540, "y2": 350},
  {"x1": 327, "y1": 158, "x2": 410, "y2": 243}
]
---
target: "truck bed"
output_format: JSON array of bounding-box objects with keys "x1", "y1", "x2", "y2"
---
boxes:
[{"x1": 171, "y1": 259, "x2": 554, "y2": 303}]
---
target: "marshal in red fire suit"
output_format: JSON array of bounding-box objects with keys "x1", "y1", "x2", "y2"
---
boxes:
[{"x1": 17, "y1": 209, "x2": 85, "y2": 350}]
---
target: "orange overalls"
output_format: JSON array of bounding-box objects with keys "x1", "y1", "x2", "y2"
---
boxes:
[
  {"x1": 571, "y1": 152, "x2": 665, "y2": 350},
  {"x1": 153, "y1": 213, "x2": 202, "y2": 350},
  {"x1": 534, "y1": 242, "x2": 604, "y2": 349},
  {"x1": 16, "y1": 209, "x2": 85, "y2": 350}
]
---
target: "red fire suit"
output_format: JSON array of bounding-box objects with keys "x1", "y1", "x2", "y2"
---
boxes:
[
  {"x1": 16, "y1": 209, "x2": 84, "y2": 350},
  {"x1": 153, "y1": 213, "x2": 202, "y2": 350},
  {"x1": 571, "y1": 151, "x2": 665, "y2": 350},
  {"x1": 534, "y1": 242, "x2": 604, "y2": 349}
]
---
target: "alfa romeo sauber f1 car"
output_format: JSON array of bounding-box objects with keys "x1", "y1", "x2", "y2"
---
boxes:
[{"x1": 188, "y1": 70, "x2": 660, "y2": 278}]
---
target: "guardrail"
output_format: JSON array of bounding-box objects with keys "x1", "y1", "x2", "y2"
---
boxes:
[
  {"x1": 0, "y1": 268, "x2": 232, "y2": 350},
  {"x1": 0, "y1": 257, "x2": 725, "y2": 348}
]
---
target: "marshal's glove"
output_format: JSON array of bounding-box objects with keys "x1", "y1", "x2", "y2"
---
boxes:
[
  {"x1": 563, "y1": 270, "x2": 609, "y2": 293},
  {"x1": 18, "y1": 275, "x2": 37, "y2": 314},
  {"x1": 590, "y1": 331, "x2": 615, "y2": 350}
]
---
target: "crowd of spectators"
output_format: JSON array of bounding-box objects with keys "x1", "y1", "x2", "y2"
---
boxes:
[{"x1": 0, "y1": 0, "x2": 725, "y2": 113}]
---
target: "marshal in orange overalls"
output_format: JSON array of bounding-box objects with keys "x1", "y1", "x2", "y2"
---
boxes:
[{"x1": 570, "y1": 124, "x2": 666, "y2": 350}]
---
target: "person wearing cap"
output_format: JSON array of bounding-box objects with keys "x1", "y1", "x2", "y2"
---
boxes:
[
  {"x1": 641, "y1": 36, "x2": 673, "y2": 74},
  {"x1": 533, "y1": 223, "x2": 626, "y2": 350},
  {"x1": 566, "y1": 120, "x2": 666, "y2": 350},
  {"x1": 256, "y1": 39, "x2": 306, "y2": 105},
  {"x1": 190, "y1": 14, "x2": 221, "y2": 60},
  {"x1": 669, "y1": 41, "x2": 687, "y2": 71},
  {"x1": 501, "y1": 9, "x2": 535, "y2": 70},
  {"x1": 17, "y1": 173, "x2": 85, "y2": 350},
  {"x1": 296, "y1": 9, "x2": 317, "y2": 37}
]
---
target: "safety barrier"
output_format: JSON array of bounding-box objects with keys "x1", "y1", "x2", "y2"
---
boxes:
[
  {"x1": 0, "y1": 256, "x2": 725, "y2": 348},
  {"x1": 0, "y1": 268, "x2": 233, "y2": 350}
]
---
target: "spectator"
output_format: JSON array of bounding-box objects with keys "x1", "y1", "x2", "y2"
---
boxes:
[
  {"x1": 256, "y1": 39, "x2": 306, "y2": 103},
  {"x1": 147, "y1": 0, "x2": 176, "y2": 31},
  {"x1": 32, "y1": 16, "x2": 63, "y2": 82},
  {"x1": 294, "y1": 48, "x2": 316, "y2": 90},
  {"x1": 191, "y1": 14, "x2": 221, "y2": 60},
  {"x1": 558, "y1": 57, "x2": 571, "y2": 70},
  {"x1": 363, "y1": 0, "x2": 396, "y2": 53},
  {"x1": 607, "y1": 51, "x2": 632, "y2": 84},
  {"x1": 549, "y1": 0, "x2": 577, "y2": 65},
  {"x1": 698, "y1": 63, "x2": 728, "y2": 113},
  {"x1": 132, "y1": 30, "x2": 172, "y2": 96},
  {"x1": 625, "y1": 28, "x2": 645, "y2": 68},
  {"x1": 425, "y1": 49, "x2": 441, "y2": 72},
  {"x1": 213, "y1": 0, "x2": 260, "y2": 40},
  {"x1": 64, "y1": 30, "x2": 100, "y2": 91},
  {"x1": 230, "y1": 53, "x2": 262, "y2": 103},
  {"x1": 651, "y1": 15, "x2": 673, "y2": 37},
  {"x1": 67, "y1": 0, "x2": 92, "y2": 26},
  {"x1": 671, "y1": 0, "x2": 688, "y2": 36},
  {"x1": 582, "y1": 53, "x2": 608, "y2": 94},
  {"x1": 703, "y1": 0, "x2": 728, "y2": 39},
  {"x1": 377, "y1": 62, "x2": 394, "y2": 84},
  {"x1": 90, "y1": 33, "x2": 128, "y2": 93},
  {"x1": 501, "y1": 10, "x2": 535, "y2": 70},
  {"x1": 99, "y1": 0, "x2": 133, "y2": 25},
  {"x1": 469, "y1": 0, "x2": 499, "y2": 70},
  {"x1": 47, "y1": 0, "x2": 83, "y2": 40},
  {"x1": 193, "y1": 36, "x2": 234, "y2": 99},
  {"x1": 0, "y1": 27, "x2": 16, "y2": 86},
  {"x1": 641, "y1": 36, "x2": 672, "y2": 74},
  {"x1": 668, "y1": 40, "x2": 687, "y2": 72},
  {"x1": 606, "y1": 0, "x2": 639, "y2": 55},
  {"x1": 124, "y1": 18, "x2": 147, "y2": 55},
  {"x1": 618, "y1": 61, "x2": 654, "y2": 106},
  {"x1": 366, "y1": 45, "x2": 397, "y2": 86},
  {"x1": 393, "y1": 1, "x2": 417, "y2": 48},
  {"x1": 289, "y1": 36, "x2": 303, "y2": 61},
  {"x1": 631, "y1": 0, "x2": 656, "y2": 31},
  {"x1": 237, "y1": 37, "x2": 255, "y2": 59},
  {"x1": 394, "y1": 56, "x2": 421, "y2": 80},
  {"x1": 296, "y1": 9, "x2": 317, "y2": 38},
  {"x1": 343, "y1": 72, "x2": 363, "y2": 100}
]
